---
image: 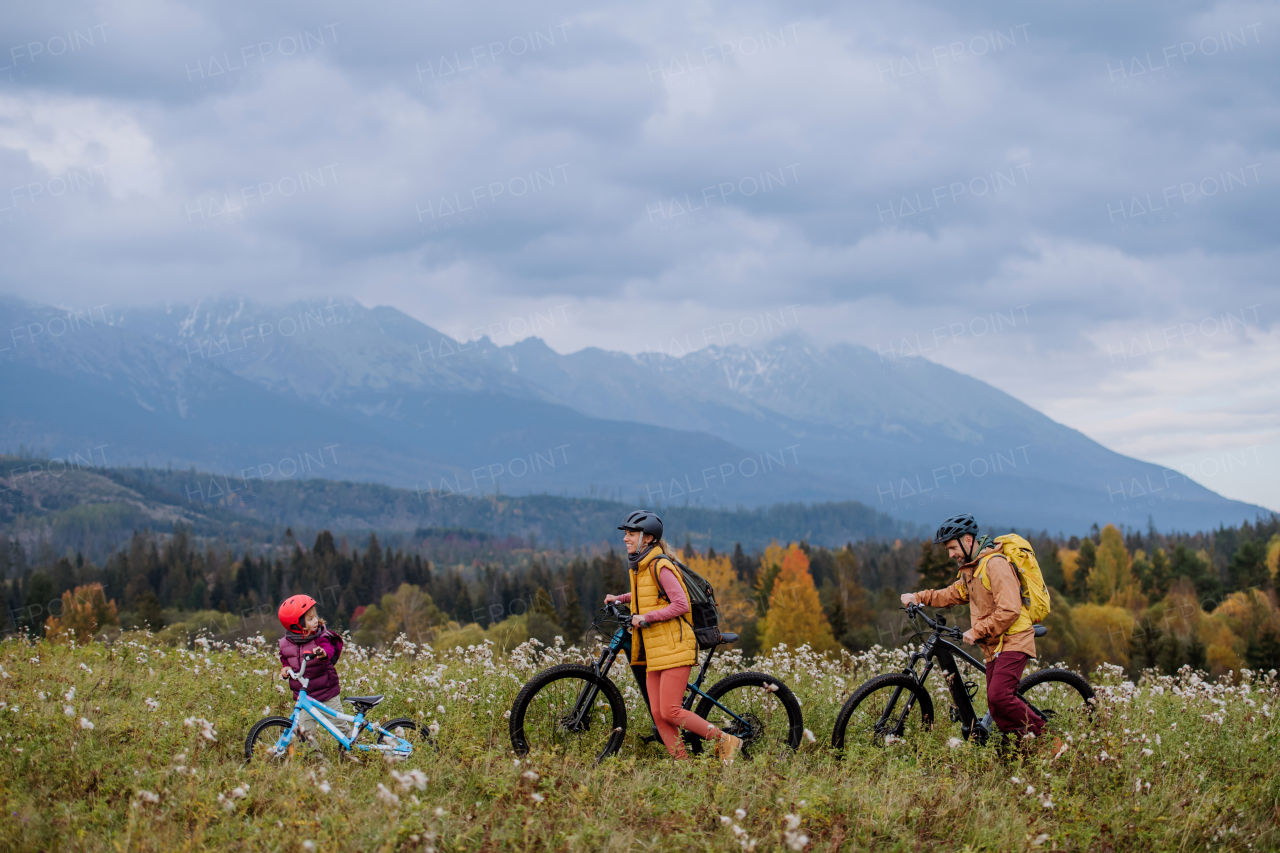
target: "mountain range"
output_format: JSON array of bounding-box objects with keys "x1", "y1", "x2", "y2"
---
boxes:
[{"x1": 0, "y1": 293, "x2": 1267, "y2": 534}]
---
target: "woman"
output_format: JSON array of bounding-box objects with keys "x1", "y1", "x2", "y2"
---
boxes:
[{"x1": 605, "y1": 510, "x2": 742, "y2": 763}]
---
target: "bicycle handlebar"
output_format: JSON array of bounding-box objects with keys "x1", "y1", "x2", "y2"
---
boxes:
[
  {"x1": 903, "y1": 603, "x2": 965, "y2": 640},
  {"x1": 282, "y1": 651, "x2": 324, "y2": 682}
]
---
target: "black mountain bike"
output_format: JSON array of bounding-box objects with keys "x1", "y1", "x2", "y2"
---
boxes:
[
  {"x1": 832, "y1": 603, "x2": 1094, "y2": 750},
  {"x1": 509, "y1": 603, "x2": 804, "y2": 762}
]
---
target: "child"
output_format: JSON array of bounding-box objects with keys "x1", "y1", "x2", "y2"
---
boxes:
[{"x1": 277, "y1": 595, "x2": 346, "y2": 744}]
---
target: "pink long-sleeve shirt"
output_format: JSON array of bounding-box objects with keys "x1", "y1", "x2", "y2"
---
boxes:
[{"x1": 616, "y1": 567, "x2": 689, "y2": 622}]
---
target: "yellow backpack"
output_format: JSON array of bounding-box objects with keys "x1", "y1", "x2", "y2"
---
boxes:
[{"x1": 981, "y1": 533, "x2": 1051, "y2": 624}]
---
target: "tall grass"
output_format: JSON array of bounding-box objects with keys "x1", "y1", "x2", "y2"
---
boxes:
[{"x1": 0, "y1": 633, "x2": 1276, "y2": 851}]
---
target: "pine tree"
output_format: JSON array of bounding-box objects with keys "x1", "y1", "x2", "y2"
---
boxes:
[
  {"x1": 916, "y1": 540, "x2": 956, "y2": 591},
  {"x1": 753, "y1": 541, "x2": 786, "y2": 617},
  {"x1": 1229, "y1": 539, "x2": 1270, "y2": 591},
  {"x1": 1071, "y1": 539, "x2": 1096, "y2": 600},
  {"x1": 759, "y1": 545, "x2": 838, "y2": 653},
  {"x1": 730, "y1": 543, "x2": 753, "y2": 584},
  {"x1": 557, "y1": 583, "x2": 586, "y2": 643}
]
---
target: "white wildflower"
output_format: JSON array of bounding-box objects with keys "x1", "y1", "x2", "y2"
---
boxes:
[
  {"x1": 137, "y1": 790, "x2": 160, "y2": 804},
  {"x1": 64, "y1": 705, "x2": 75, "y2": 717},
  {"x1": 391, "y1": 769, "x2": 428, "y2": 792},
  {"x1": 145, "y1": 698, "x2": 160, "y2": 711},
  {"x1": 720, "y1": 816, "x2": 732, "y2": 825},
  {"x1": 79, "y1": 717, "x2": 94, "y2": 730},
  {"x1": 303, "y1": 843, "x2": 316, "y2": 853},
  {"x1": 1032, "y1": 834, "x2": 1050, "y2": 846},
  {"x1": 79, "y1": 663, "x2": 92, "y2": 674},
  {"x1": 530, "y1": 792, "x2": 544, "y2": 803},
  {"x1": 522, "y1": 770, "x2": 540, "y2": 782},
  {"x1": 1141, "y1": 748, "x2": 1153, "y2": 757},
  {"x1": 318, "y1": 781, "x2": 332, "y2": 794},
  {"x1": 376, "y1": 783, "x2": 400, "y2": 807},
  {"x1": 437, "y1": 705, "x2": 446, "y2": 714},
  {"x1": 735, "y1": 808, "x2": 747, "y2": 819},
  {"x1": 947, "y1": 737, "x2": 963, "y2": 749}
]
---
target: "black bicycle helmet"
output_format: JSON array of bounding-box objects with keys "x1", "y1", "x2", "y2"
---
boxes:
[
  {"x1": 933, "y1": 513, "x2": 982, "y2": 561},
  {"x1": 618, "y1": 510, "x2": 663, "y2": 540}
]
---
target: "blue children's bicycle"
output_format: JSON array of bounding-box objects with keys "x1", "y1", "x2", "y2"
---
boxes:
[{"x1": 244, "y1": 652, "x2": 425, "y2": 761}]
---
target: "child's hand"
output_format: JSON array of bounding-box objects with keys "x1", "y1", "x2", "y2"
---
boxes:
[
  {"x1": 312, "y1": 647, "x2": 328, "y2": 659},
  {"x1": 280, "y1": 666, "x2": 289, "y2": 679}
]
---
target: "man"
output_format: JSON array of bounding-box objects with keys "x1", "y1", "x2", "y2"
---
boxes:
[{"x1": 900, "y1": 513, "x2": 1045, "y2": 740}]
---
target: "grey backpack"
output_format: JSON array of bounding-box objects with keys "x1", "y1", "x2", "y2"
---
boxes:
[{"x1": 650, "y1": 553, "x2": 723, "y2": 649}]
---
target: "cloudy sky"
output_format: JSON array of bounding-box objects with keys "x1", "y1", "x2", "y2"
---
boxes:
[{"x1": 1, "y1": 0, "x2": 1277, "y2": 510}]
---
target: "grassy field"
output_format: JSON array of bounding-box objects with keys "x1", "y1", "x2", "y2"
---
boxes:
[{"x1": 0, "y1": 633, "x2": 1277, "y2": 852}]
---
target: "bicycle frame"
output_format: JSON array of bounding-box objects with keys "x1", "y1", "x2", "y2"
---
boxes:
[
  {"x1": 905, "y1": 634, "x2": 990, "y2": 741},
  {"x1": 887, "y1": 607, "x2": 1053, "y2": 742},
  {"x1": 565, "y1": 609, "x2": 751, "y2": 736}
]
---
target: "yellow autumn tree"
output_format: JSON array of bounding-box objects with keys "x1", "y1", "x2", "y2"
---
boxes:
[
  {"x1": 759, "y1": 545, "x2": 838, "y2": 653},
  {"x1": 1088, "y1": 524, "x2": 1141, "y2": 608},
  {"x1": 686, "y1": 552, "x2": 752, "y2": 633},
  {"x1": 45, "y1": 584, "x2": 118, "y2": 644},
  {"x1": 1059, "y1": 549, "x2": 1079, "y2": 589}
]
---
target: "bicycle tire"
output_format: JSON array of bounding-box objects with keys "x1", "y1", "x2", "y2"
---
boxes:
[
  {"x1": 831, "y1": 672, "x2": 934, "y2": 752},
  {"x1": 372, "y1": 717, "x2": 435, "y2": 754},
  {"x1": 689, "y1": 672, "x2": 803, "y2": 758},
  {"x1": 244, "y1": 716, "x2": 296, "y2": 762},
  {"x1": 1016, "y1": 668, "x2": 1095, "y2": 732},
  {"x1": 509, "y1": 664, "x2": 627, "y2": 763}
]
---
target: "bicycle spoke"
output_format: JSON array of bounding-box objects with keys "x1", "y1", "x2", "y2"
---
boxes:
[
  {"x1": 836, "y1": 674, "x2": 933, "y2": 750},
  {"x1": 517, "y1": 673, "x2": 620, "y2": 761},
  {"x1": 698, "y1": 680, "x2": 800, "y2": 759}
]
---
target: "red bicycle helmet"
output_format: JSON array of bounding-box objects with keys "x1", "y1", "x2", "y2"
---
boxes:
[{"x1": 278, "y1": 595, "x2": 318, "y2": 633}]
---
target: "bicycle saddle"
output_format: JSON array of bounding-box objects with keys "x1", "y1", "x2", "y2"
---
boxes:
[
  {"x1": 342, "y1": 695, "x2": 384, "y2": 708},
  {"x1": 718, "y1": 632, "x2": 739, "y2": 645}
]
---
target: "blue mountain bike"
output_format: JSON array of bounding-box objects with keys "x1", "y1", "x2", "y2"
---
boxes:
[
  {"x1": 509, "y1": 603, "x2": 804, "y2": 762},
  {"x1": 244, "y1": 652, "x2": 425, "y2": 761}
]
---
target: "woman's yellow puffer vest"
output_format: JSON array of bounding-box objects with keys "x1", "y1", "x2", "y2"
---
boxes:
[{"x1": 629, "y1": 547, "x2": 697, "y2": 672}]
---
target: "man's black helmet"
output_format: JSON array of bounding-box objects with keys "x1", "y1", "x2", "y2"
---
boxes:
[
  {"x1": 933, "y1": 513, "x2": 980, "y2": 545},
  {"x1": 618, "y1": 510, "x2": 663, "y2": 540}
]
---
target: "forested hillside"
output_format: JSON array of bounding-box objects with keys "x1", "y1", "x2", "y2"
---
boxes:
[{"x1": 6, "y1": 503, "x2": 1278, "y2": 678}]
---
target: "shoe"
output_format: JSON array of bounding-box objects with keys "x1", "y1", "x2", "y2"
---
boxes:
[{"x1": 715, "y1": 733, "x2": 742, "y2": 764}]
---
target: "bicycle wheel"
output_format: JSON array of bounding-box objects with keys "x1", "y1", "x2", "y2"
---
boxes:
[
  {"x1": 509, "y1": 664, "x2": 627, "y2": 763},
  {"x1": 370, "y1": 717, "x2": 435, "y2": 754},
  {"x1": 1017, "y1": 668, "x2": 1094, "y2": 733},
  {"x1": 689, "y1": 672, "x2": 803, "y2": 759},
  {"x1": 831, "y1": 673, "x2": 935, "y2": 751},
  {"x1": 245, "y1": 716, "x2": 297, "y2": 762}
]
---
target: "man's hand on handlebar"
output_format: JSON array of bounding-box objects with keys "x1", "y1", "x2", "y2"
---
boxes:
[
  {"x1": 900, "y1": 592, "x2": 919, "y2": 607},
  {"x1": 962, "y1": 629, "x2": 978, "y2": 645}
]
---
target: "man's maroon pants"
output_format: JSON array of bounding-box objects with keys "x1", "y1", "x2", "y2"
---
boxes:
[{"x1": 986, "y1": 651, "x2": 1045, "y2": 737}]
